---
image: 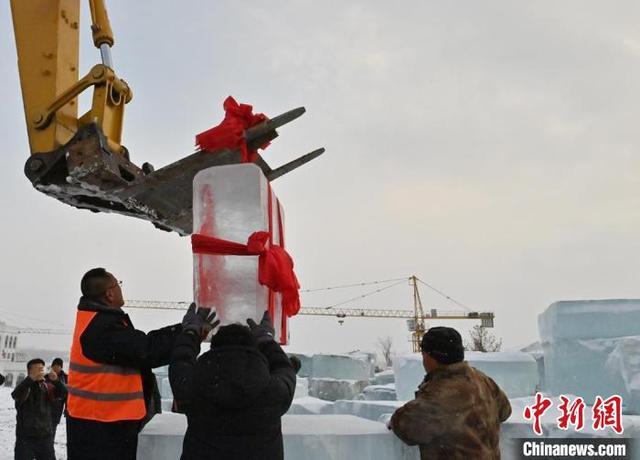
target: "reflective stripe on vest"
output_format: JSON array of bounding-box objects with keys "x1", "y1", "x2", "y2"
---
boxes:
[{"x1": 67, "y1": 310, "x2": 146, "y2": 422}]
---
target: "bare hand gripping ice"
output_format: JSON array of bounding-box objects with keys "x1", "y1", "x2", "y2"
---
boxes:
[{"x1": 192, "y1": 163, "x2": 294, "y2": 343}]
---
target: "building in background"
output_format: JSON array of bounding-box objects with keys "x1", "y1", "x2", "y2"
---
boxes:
[
  {"x1": 0, "y1": 319, "x2": 20, "y2": 386},
  {"x1": 0, "y1": 319, "x2": 69, "y2": 387}
]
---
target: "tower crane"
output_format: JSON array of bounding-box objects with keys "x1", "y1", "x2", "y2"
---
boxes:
[
  {"x1": 5, "y1": 276, "x2": 494, "y2": 352},
  {"x1": 124, "y1": 276, "x2": 495, "y2": 353}
]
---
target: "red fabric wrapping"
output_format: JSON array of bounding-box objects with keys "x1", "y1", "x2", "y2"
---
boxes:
[
  {"x1": 191, "y1": 232, "x2": 301, "y2": 317},
  {"x1": 195, "y1": 96, "x2": 270, "y2": 163}
]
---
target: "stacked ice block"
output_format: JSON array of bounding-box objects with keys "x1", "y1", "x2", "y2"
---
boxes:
[
  {"x1": 137, "y1": 413, "x2": 421, "y2": 460},
  {"x1": 538, "y1": 299, "x2": 640, "y2": 408},
  {"x1": 192, "y1": 164, "x2": 287, "y2": 343},
  {"x1": 288, "y1": 353, "x2": 374, "y2": 380},
  {"x1": 393, "y1": 351, "x2": 538, "y2": 401},
  {"x1": 606, "y1": 337, "x2": 640, "y2": 414}
]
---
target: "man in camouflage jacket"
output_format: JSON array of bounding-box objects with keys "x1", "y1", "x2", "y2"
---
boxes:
[{"x1": 390, "y1": 327, "x2": 512, "y2": 459}]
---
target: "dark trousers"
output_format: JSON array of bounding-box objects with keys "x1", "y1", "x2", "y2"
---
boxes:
[
  {"x1": 66, "y1": 416, "x2": 140, "y2": 460},
  {"x1": 14, "y1": 435, "x2": 55, "y2": 460}
]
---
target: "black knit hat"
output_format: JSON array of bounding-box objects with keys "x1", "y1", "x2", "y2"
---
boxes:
[
  {"x1": 420, "y1": 326, "x2": 464, "y2": 364},
  {"x1": 210, "y1": 324, "x2": 257, "y2": 349}
]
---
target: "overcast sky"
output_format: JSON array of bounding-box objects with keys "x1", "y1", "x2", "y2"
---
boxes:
[{"x1": 1, "y1": 1, "x2": 639, "y2": 357}]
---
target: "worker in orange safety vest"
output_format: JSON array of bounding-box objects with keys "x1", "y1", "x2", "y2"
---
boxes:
[{"x1": 66, "y1": 267, "x2": 217, "y2": 460}]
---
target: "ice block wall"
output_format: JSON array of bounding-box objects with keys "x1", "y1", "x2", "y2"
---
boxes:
[
  {"x1": 193, "y1": 164, "x2": 287, "y2": 343},
  {"x1": 539, "y1": 299, "x2": 640, "y2": 409},
  {"x1": 393, "y1": 351, "x2": 538, "y2": 401}
]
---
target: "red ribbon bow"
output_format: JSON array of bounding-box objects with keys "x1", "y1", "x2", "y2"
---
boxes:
[
  {"x1": 191, "y1": 232, "x2": 301, "y2": 317},
  {"x1": 195, "y1": 96, "x2": 270, "y2": 163}
]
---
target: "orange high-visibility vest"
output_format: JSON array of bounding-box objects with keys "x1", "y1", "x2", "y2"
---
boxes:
[{"x1": 67, "y1": 310, "x2": 146, "y2": 422}]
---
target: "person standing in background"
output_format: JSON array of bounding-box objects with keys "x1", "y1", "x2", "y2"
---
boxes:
[
  {"x1": 44, "y1": 358, "x2": 67, "y2": 438},
  {"x1": 12, "y1": 358, "x2": 67, "y2": 460}
]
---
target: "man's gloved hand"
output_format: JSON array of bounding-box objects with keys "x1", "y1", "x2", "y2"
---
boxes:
[
  {"x1": 182, "y1": 303, "x2": 220, "y2": 340},
  {"x1": 246, "y1": 310, "x2": 275, "y2": 344}
]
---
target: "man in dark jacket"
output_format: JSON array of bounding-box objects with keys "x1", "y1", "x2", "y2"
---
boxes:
[
  {"x1": 170, "y1": 311, "x2": 296, "y2": 460},
  {"x1": 66, "y1": 267, "x2": 189, "y2": 460},
  {"x1": 12, "y1": 358, "x2": 68, "y2": 460},
  {"x1": 390, "y1": 327, "x2": 512, "y2": 459},
  {"x1": 44, "y1": 358, "x2": 67, "y2": 438}
]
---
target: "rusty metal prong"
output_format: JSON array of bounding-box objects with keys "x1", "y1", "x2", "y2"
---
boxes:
[
  {"x1": 252, "y1": 154, "x2": 273, "y2": 177},
  {"x1": 245, "y1": 107, "x2": 306, "y2": 145},
  {"x1": 246, "y1": 130, "x2": 279, "y2": 152},
  {"x1": 267, "y1": 148, "x2": 325, "y2": 181}
]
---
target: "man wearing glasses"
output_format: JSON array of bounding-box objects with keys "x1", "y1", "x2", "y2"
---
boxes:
[{"x1": 65, "y1": 268, "x2": 213, "y2": 460}]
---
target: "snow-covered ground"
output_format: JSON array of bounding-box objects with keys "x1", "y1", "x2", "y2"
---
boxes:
[{"x1": 0, "y1": 387, "x2": 67, "y2": 460}]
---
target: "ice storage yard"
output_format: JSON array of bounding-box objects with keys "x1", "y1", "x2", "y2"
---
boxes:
[
  {"x1": 138, "y1": 343, "x2": 640, "y2": 459},
  {"x1": 138, "y1": 349, "x2": 640, "y2": 459},
  {"x1": 2, "y1": 300, "x2": 640, "y2": 459}
]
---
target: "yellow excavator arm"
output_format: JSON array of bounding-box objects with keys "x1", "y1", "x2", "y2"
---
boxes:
[
  {"x1": 10, "y1": 0, "x2": 323, "y2": 235},
  {"x1": 11, "y1": 0, "x2": 126, "y2": 155}
]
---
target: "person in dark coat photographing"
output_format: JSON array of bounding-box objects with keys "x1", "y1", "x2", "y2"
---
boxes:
[
  {"x1": 65, "y1": 267, "x2": 196, "y2": 460},
  {"x1": 12, "y1": 358, "x2": 67, "y2": 460},
  {"x1": 170, "y1": 311, "x2": 296, "y2": 460}
]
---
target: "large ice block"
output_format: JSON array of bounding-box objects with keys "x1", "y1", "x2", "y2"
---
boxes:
[
  {"x1": 136, "y1": 408, "x2": 640, "y2": 460},
  {"x1": 372, "y1": 369, "x2": 395, "y2": 385},
  {"x1": 294, "y1": 377, "x2": 309, "y2": 399},
  {"x1": 288, "y1": 352, "x2": 314, "y2": 377},
  {"x1": 137, "y1": 413, "x2": 421, "y2": 460},
  {"x1": 468, "y1": 352, "x2": 538, "y2": 398},
  {"x1": 193, "y1": 164, "x2": 287, "y2": 343},
  {"x1": 308, "y1": 378, "x2": 370, "y2": 401},
  {"x1": 539, "y1": 300, "x2": 640, "y2": 341},
  {"x1": 332, "y1": 400, "x2": 404, "y2": 421},
  {"x1": 393, "y1": 352, "x2": 538, "y2": 401},
  {"x1": 605, "y1": 336, "x2": 640, "y2": 414},
  {"x1": 289, "y1": 352, "x2": 375, "y2": 380},
  {"x1": 538, "y1": 300, "x2": 640, "y2": 405},
  {"x1": 358, "y1": 384, "x2": 397, "y2": 401},
  {"x1": 520, "y1": 341, "x2": 546, "y2": 392},
  {"x1": 393, "y1": 354, "x2": 425, "y2": 402},
  {"x1": 287, "y1": 396, "x2": 335, "y2": 415}
]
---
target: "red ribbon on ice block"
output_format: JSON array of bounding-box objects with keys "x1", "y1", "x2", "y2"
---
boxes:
[
  {"x1": 195, "y1": 96, "x2": 270, "y2": 163},
  {"x1": 191, "y1": 231, "x2": 301, "y2": 317}
]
